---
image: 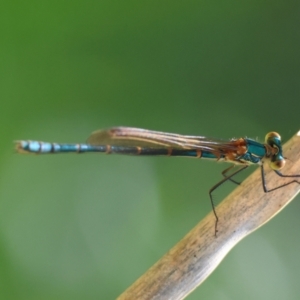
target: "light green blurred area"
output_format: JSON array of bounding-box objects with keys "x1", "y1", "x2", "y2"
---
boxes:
[{"x1": 1, "y1": 1, "x2": 300, "y2": 299}]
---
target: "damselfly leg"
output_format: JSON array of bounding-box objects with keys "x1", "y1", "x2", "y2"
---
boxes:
[
  {"x1": 221, "y1": 165, "x2": 241, "y2": 185},
  {"x1": 210, "y1": 165, "x2": 248, "y2": 236},
  {"x1": 261, "y1": 165, "x2": 300, "y2": 193}
]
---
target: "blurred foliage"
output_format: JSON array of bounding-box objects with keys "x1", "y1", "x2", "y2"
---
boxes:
[{"x1": 1, "y1": 1, "x2": 300, "y2": 299}]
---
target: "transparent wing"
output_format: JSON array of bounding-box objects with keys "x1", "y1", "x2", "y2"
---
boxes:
[{"x1": 87, "y1": 127, "x2": 240, "y2": 153}]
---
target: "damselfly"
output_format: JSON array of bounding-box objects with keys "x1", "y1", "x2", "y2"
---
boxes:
[{"x1": 15, "y1": 127, "x2": 300, "y2": 235}]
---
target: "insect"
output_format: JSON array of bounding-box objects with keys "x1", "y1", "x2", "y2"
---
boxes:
[{"x1": 15, "y1": 127, "x2": 300, "y2": 235}]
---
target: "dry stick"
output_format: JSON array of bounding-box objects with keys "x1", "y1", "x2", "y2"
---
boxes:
[{"x1": 117, "y1": 131, "x2": 300, "y2": 300}]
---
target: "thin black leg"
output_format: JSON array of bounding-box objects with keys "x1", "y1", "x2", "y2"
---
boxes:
[
  {"x1": 222, "y1": 165, "x2": 241, "y2": 185},
  {"x1": 210, "y1": 165, "x2": 248, "y2": 237},
  {"x1": 261, "y1": 165, "x2": 300, "y2": 193}
]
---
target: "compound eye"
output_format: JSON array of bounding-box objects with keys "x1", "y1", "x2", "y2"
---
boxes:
[
  {"x1": 270, "y1": 158, "x2": 286, "y2": 170},
  {"x1": 265, "y1": 132, "x2": 281, "y2": 143}
]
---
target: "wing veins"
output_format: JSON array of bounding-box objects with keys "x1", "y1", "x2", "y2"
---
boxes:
[{"x1": 87, "y1": 127, "x2": 239, "y2": 152}]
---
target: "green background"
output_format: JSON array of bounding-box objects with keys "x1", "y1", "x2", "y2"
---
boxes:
[{"x1": 1, "y1": 1, "x2": 300, "y2": 299}]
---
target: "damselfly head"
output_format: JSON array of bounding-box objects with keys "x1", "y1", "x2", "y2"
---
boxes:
[{"x1": 265, "y1": 132, "x2": 285, "y2": 170}]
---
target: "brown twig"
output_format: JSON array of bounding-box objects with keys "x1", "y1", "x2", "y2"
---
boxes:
[{"x1": 117, "y1": 131, "x2": 300, "y2": 300}]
